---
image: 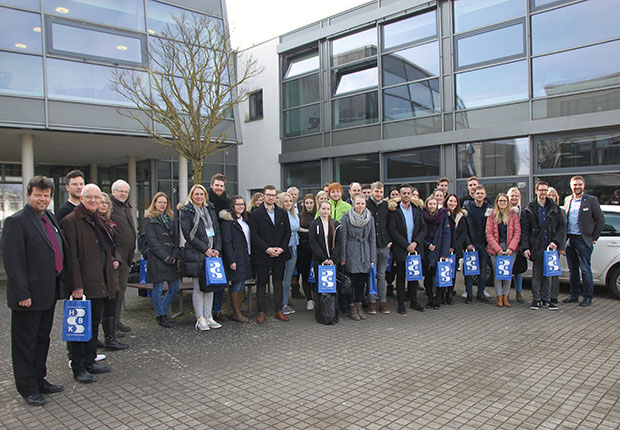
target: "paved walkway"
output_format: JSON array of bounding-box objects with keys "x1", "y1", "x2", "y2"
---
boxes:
[{"x1": 1, "y1": 279, "x2": 619, "y2": 429}]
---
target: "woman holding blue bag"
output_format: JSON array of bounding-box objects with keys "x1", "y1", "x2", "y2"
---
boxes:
[
  {"x1": 486, "y1": 193, "x2": 521, "y2": 307},
  {"x1": 279, "y1": 192, "x2": 300, "y2": 316},
  {"x1": 422, "y1": 196, "x2": 451, "y2": 309},
  {"x1": 445, "y1": 194, "x2": 472, "y2": 305}
]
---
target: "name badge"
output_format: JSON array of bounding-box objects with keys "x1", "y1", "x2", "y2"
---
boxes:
[{"x1": 206, "y1": 226, "x2": 215, "y2": 237}]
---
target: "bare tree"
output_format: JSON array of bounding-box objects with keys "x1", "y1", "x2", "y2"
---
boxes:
[{"x1": 112, "y1": 13, "x2": 261, "y2": 184}]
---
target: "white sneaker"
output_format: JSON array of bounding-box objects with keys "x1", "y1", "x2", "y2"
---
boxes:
[
  {"x1": 282, "y1": 304, "x2": 296, "y2": 315},
  {"x1": 483, "y1": 290, "x2": 492, "y2": 298},
  {"x1": 306, "y1": 300, "x2": 315, "y2": 311},
  {"x1": 206, "y1": 315, "x2": 222, "y2": 329},
  {"x1": 195, "y1": 316, "x2": 210, "y2": 331},
  {"x1": 461, "y1": 291, "x2": 468, "y2": 298},
  {"x1": 95, "y1": 354, "x2": 106, "y2": 362}
]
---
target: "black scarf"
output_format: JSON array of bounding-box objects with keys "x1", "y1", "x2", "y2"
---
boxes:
[
  {"x1": 208, "y1": 189, "x2": 229, "y2": 213},
  {"x1": 76, "y1": 203, "x2": 115, "y2": 252},
  {"x1": 423, "y1": 207, "x2": 448, "y2": 239}
]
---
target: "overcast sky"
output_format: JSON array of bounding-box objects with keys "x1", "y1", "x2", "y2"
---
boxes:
[{"x1": 226, "y1": 0, "x2": 369, "y2": 49}]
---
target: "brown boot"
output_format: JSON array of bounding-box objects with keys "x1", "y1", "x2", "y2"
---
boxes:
[
  {"x1": 380, "y1": 302, "x2": 390, "y2": 314},
  {"x1": 367, "y1": 302, "x2": 377, "y2": 315},
  {"x1": 503, "y1": 295, "x2": 511, "y2": 307},
  {"x1": 355, "y1": 303, "x2": 366, "y2": 320},
  {"x1": 231, "y1": 291, "x2": 248, "y2": 323},
  {"x1": 496, "y1": 296, "x2": 503, "y2": 307},
  {"x1": 349, "y1": 304, "x2": 360, "y2": 321}
]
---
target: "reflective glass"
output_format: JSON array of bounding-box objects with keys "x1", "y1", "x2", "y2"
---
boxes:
[
  {"x1": 47, "y1": 58, "x2": 140, "y2": 105},
  {"x1": 532, "y1": 0, "x2": 620, "y2": 55},
  {"x1": 147, "y1": 0, "x2": 222, "y2": 37},
  {"x1": 532, "y1": 40, "x2": 620, "y2": 98},
  {"x1": 454, "y1": 0, "x2": 525, "y2": 33},
  {"x1": 383, "y1": 41, "x2": 439, "y2": 86},
  {"x1": 0, "y1": 51, "x2": 43, "y2": 97},
  {"x1": 385, "y1": 147, "x2": 440, "y2": 180},
  {"x1": 284, "y1": 51, "x2": 319, "y2": 79},
  {"x1": 283, "y1": 104, "x2": 320, "y2": 138},
  {"x1": 456, "y1": 60, "x2": 527, "y2": 109},
  {"x1": 384, "y1": 78, "x2": 440, "y2": 121},
  {"x1": 532, "y1": 0, "x2": 573, "y2": 10},
  {"x1": 331, "y1": 27, "x2": 377, "y2": 66},
  {"x1": 149, "y1": 37, "x2": 222, "y2": 81},
  {"x1": 536, "y1": 130, "x2": 620, "y2": 170},
  {"x1": 457, "y1": 138, "x2": 530, "y2": 178},
  {"x1": 382, "y1": 10, "x2": 436, "y2": 50},
  {"x1": 535, "y1": 173, "x2": 620, "y2": 205},
  {"x1": 0, "y1": 0, "x2": 39, "y2": 9},
  {"x1": 334, "y1": 65, "x2": 377, "y2": 96},
  {"x1": 333, "y1": 154, "x2": 379, "y2": 185},
  {"x1": 456, "y1": 22, "x2": 524, "y2": 68},
  {"x1": 332, "y1": 92, "x2": 378, "y2": 129},
  {"x1": 0, "y1": 7, "x2": 41, "y2": 54},
  {"x1": 283, "y1": 74, "x2": 319, "y2": 109},
  {"x1": 283, "y1": 161, "x2": 322, "y2": 188},
  {"x1": 44, "y1": 0, "x2": 145, "y2": 31},
  {"x1": 50, "y1": 22, "x2": 145, "y2": 65}
]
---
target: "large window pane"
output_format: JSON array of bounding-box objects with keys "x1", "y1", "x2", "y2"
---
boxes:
[
  {"x1": 456, "y1": 22, "x2": 524, "y2": 69},
  {"x1": 283, "y1": 74, "x2": 319, "y2": 109},
  {"x1": 333, "y1": 64, "x2": 377, "y2": 96},
  {"x1": 0, "y1": 51, "x2": 43, "y2": 97},
  {"x1": 49, "y1": 21, "x2": 145, "y2": 65},
  {"x1": 147, "y1": 0, "x2": 221, "y2": 37},
  {"x1": 333, "y1": 92, "x2": 378, "y2": 129},
  {"x1": 533, "y1": 40, "x2": 620, "y2": 98},
  {"x1": 284, "y1": 51, "x2": 319, "y2": 79},
  {"x1": 536, "y1": 131, "x2": 620, "y2": 171},
  {"x1": 385, "y1": 147, "x2": 440, "y2": 180},
  {"x1": 333, "y1": 154, "x2": 379, "y2": 185},
  {"x1": 283, "y1": 161, "x2": 321, "y2": 188},
  {"x1": 456, "y1": 60, "x2": 527, "y2": 109},
  {"x1": 0, "y1": 0, "x2": 39, "y2": 9},
  {"x1": 532, "y1": 0, "x2": 620, "y2": 55},
  {"x1": 47, "y1": 59, "x2": 140, "y2": 105},
  {"x1": 382, "y1": 10, "x2": 436, "y2": 50},
  {"x1": 457, "y1": 138, "x2": 530, "y2": 178},
  {"x1": 283, "y1": 104, "x2": 320, "y2": 138},
  {"x1": 45, "y1": 0, "x2": 145, "y2": 31},
  {"x1": 383, "y1": 41, "x2": 439, "y2": 86},
  {"x1": 454, "y1": 0, "x2": 525, "y2": 33},
  {"x1": 331, "y1": 27, "x2": 377, "y2": 67},
  {"x1": 0, "y1": 7, "x2": 41, "y2": 54},
  {"x1": 384, "y1": 79, "x2": 440, "y2": 121},
  {"x1": 535, "y1": 173, "x2": 620, "y2": 204}
]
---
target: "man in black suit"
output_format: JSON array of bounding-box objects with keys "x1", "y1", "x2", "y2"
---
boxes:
[
  {"x1": 3, "y1": 176, "x2": 69, "y2": 406},
  {"x1": 563, "y1": 175, "x2": 605, "y2": 306},
  {"x1": 248, "y1": 185, "x2": 291, "y2": 323}
]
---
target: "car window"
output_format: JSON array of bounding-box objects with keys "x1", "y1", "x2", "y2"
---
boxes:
[{"x1": 601, "y1": 212, "x2": 620, "y2": 237}]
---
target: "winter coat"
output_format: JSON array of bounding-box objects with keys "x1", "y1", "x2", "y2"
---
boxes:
[
  {"x1": 366, "y1": 197, "x2": 391, "y2": 248},
  {"x1": 485, "y1": 207, "x2": 521, "y2": 255},
  {"x1": 339, "y1": 211, "x2": 376, "y2": 274},
  {"x1": 179, "y1": 202, "x2": 221, "y2": 278},
  {"x1": 144, "y1": 215, "x2": 180, "y2": 284},
  {"x1": 453, "y1": 210, "x2": 472, "y2": 258},
  {"x1": 248, "y1": 203, "x2": 291, "y2": 266},
  {"x1": 308, "y1": 217, "x2": 338, "y2": 265},
  {"x1": 219, "y1": 210, "x2": 252, "y2": 282},
  {"x1": 462, "y1": 199, "x2": 493, "y2": 245},
  {"x1": 521, "y1": 198, "x2": 566, "y2": 259},
  {"x1": 423, "y1": 211, "x2": 451, "y2": 268},
  {"x1": 110, "y1": 196, "x2": 137, "y2": 266},
  {"x1": 387, "y1": 197, "x2": 427, "y2": 262},
  {"x1": 298, "y1": 211, "x2": 315, "y2": 250},
  {"x1": 329, "y1": 199, "x2": 351, "y2": 223}
]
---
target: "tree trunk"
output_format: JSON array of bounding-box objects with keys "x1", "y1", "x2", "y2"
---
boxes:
[{"x1": 191, "y1": 159, "x2": 203, "y2": 187}]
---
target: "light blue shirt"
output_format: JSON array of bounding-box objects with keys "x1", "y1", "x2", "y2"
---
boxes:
[
  {"x1": 287, "y1": 212, "x2": 300, "y2": 247},
  {"x1": 400, "y1": 202, "x2": 414, "y2": 243},
  {"x1": 266, "y1": 205, "x2": 275, "y2": 225},
  {"x1": 567, "y1": 197, "x2": 582, "y2": 235}
]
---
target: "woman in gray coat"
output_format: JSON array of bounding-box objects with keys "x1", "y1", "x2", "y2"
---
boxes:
[{"x1": 339, "y1": 196, "x2": 376, "y2": 320}]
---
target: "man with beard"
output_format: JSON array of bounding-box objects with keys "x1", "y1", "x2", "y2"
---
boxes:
[
  {"x1": 208, "y1": 174, "x2": 231, "y2": 322},
  {"x1": 56, "y1": 170, "x2": 85, "y2": 222}
]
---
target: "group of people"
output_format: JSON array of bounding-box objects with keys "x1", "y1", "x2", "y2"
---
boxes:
[{"x1": 3, "y1": 170, "x2": 605, "y2": 406}]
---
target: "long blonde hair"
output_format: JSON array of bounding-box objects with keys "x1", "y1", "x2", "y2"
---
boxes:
[
  {"x1": 494, "y1": 193, "x2": 511, "y2": 224},
  {"x1": 184, "y1": 184, "x2": 209, "y2": 207},
  {"x1": 315, "y1": 190, "x2": 328, "y2": 209},
  {"x1": 507, "y1": 187, "x2": 521, "y2": 208},
  {"x1": 278, "y1": 191, "x2": 296, "y2": 218},
  {"x1": 99, "y1": 192, "x2": 112, "y2": 218},
  {"x1": 145, "y1": 191, "x2": 173, "y2": 219}
]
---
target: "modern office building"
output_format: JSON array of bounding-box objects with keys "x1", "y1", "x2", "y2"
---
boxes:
[
  {"x1": 239, "y1": 0, "x2": 620, "y2": 203},
  {"x1": 0, "y1": 0, "x2": 240, "y2": 229}
]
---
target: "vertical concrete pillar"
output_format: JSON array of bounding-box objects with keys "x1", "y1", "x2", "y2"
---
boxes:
[
  {"x1": 21, "y1": 134, "x2": 34, "y2": 201},
  {"x1": 128, "y1": 155, "x2": 137, "y2": 213},
  {"x1": 89, "y1": 163, "x2": 98, "y2": 184},
  {"x1": 178, "y1": 154, "x2": 188, "y2": 203}
]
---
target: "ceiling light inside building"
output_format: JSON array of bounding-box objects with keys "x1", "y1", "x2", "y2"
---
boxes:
[
  {"x1": 15, "y1": 43, "x2": 28, "y2": 49},
  {"x1": 147, "y1": 29, "x2": 155, "y2": 35},
  {"x1": 55, "y1": 7, "x2": 69, "y2": 13},
  {"x1": 33, "y1": 27, "x2": 41, "y2": 33},
  {"x1": 116, "y1": 45, "x2": 128, "y2": 51}
]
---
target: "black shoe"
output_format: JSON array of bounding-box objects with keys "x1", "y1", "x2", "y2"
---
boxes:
[
  {"x1": 477, "y1": 295, "x2": 490, "y2": 303},
  {"x1": 213, "y1": 312, "x2": 229, "y2": 322},
  {"x1": 97, "y1": 339, "x2": 104, "y2": 349},
  {"x1": 73, "y1": 370, "x2": 97, "y2": 383},
  {"x1": 86, "y1": 363, "x2": 112, "y2": 374},
  {"x1": 530, "y1": 301, "x2": 540, "y2": 310},
  {"x1": 397, "y1": 303, "x2": 407, "y2": 315},
  {"x1": 515, "y1": 292, "x2": 525, "y2": 304},
  {"x1": 550, "y1": 298, "x2": 558, "y2": 304},
  {"x1": 579, "y1": 298, "x2": 592, "y2": 307},
  {"x1": 291, "y1": 290, "x2": 305, "y2": 300},
  {"x1": 563, "y1": 296, "x2": 579, "y2": 304},
  {"x1": 465, "y1": 294, "x2": 473, "y2": 304},
  {"x1": 39, "y1": 380, "x2": 64, "y2": 394},
  {"x1": 116, "y1": 321, "x2": 131, "y2": 332},
  {"x1": 417, "y1": 284, "x2": 425, "y2": 291},
  {"x1": 446, "y1": 295, "x2": 454, "y2": 305},
  {"x1": 104, "y1": 339, "x2": 129, "y2": 351},
  {"x1": 25, "y1": 393, "x2": 48, "y2": 406},
  {"x1": 425, "y1": 303, "x2": 432, "y2": 309},
  {"x1": 545, "y1": 301, "x2": 558, "y2": 311},
  {"x1": 411, "y1": 302, "x2": 425, "y2": 312},
  {"x1": 157, "y1": 315, "x2": 172, "y2": 328}
]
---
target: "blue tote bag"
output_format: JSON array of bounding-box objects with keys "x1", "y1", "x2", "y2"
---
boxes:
[
  {"x1": 139, "y1": 258, "x2": 148, "y2": 283},
  {"x1": 317, "y1": 265, "x2": 337, "y2": 293},
  {"x1": 205, "y1": 257, "x2": 228, "y2": 286},
  {"x1": 446, "y1": 253, "x2": 457, "y2": 278},
  {"x1": 369, "y1": 264, "x2": 378, "y2": 295},
  {"x1": 405, "y1": 252, "x2": 423, "y2": 281},
  {"x1": 495, "y1": 255, "x2": 514, "y2": 281},
  {"x1": 543, "y1": 249, "x2": 562, "y2": 277},
  {"x1": 463, "y1": 250, "x2": 480, "y2": 276},
  {"x1": 435, "y1": 260, "x2": 453, "y2": 287},
  {"x1": 62, "y1": 296, "x2": 92, "y2": 342},
  {"x1": 307, "y1": 261, "x2": 316, "y2": 283}
]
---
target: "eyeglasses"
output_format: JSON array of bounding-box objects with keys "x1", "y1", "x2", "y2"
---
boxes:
[
  {"x1": 234, "y1": 203, "x2": 245, "y2": 206},
  {"x1": 264, "y1": 193, "x2": 277, "y2": 197},
  {"x1": 83, "y1": 195, "x2": 101, "y2": 201}
]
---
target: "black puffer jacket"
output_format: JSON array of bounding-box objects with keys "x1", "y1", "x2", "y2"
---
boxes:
[
  {"x1": 453, "y1": 210, "x2": 472, "y2": 258},
  {"x1": 179, "y1": 202, "x2": 221, "y2": 278},
  {"x1": 219, "y1": 210, "x2": 252, "y2": 282},
  {"x1": 521, "y1": 198, "x2": 566, "y2": 259},
  {"x1": 144, "y1": 215, "x2": 180, "y2": 284}
]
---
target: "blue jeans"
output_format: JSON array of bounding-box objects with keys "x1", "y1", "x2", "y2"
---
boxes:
[
  {"x1": 566, "y1": 235, "x2": 594, "y2": 299},
  {"x1": 282, "y1": 246, "x2": 298, "y2": 306},
  {"x1": 464, "y1": 246, "x2": 488, "y2": 297},
  {"x1": 229, "y1": 280, "x2": 245, "y2": 293},
  {"x1": 513, "y1": 273, "x2": 523, "y2": 292},
  {"x1": 152, "y1": 279, "x2": 180, "y2": 317}
]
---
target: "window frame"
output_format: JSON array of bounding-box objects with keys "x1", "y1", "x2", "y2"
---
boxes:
[{"x1": 248, "y1": 89, "x2": 263, "y2": 121}]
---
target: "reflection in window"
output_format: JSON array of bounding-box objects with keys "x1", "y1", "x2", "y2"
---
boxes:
[
  {"x1": 384, "y1": 79, "x2": 440, "y2": 121},
  {"x1": 283, "y1": 105, "x2": 320, "y2": 138},
  {"x1": 382, "y1": 10, "x2": 436, "y2": 50},
  {"x1": 0, "y1": 7, "x2": 41, "y2": 54},
  {"x1": 456, "y1": 60, "x2": 527, "y2": 109},
  {"x1": 47, "y1": 59, "x2": 140, "y2": 105},
  {"x1": 331, "y1": 27, "x2": 377, "y2": 66},
  {"x1": 457, "y1": 138, "x2": 530, "y2": 178},
  {"x1": 454, "y1": 0, "x2": 525, "y2": 33},
  {"x1": 382, "y1": 41, "x2": 439, "y2": 86},
  {"x1": 536, "y1": 131, "x2": 620, "y2": 170},
  {"x1": 535, "y1": 173, "x2": 620, "y2": 204},
  {"x1": 333, "y1": 65, "x2": 377, "y2": 96},
  {"x1": 284, "y1": 51, "x2": 319, "y2": 79},
  {"x1": 284, "y1": 161, "x2": 321, "y2": 188},
  {"x1": 456, "y1": 22, "x2": 524, "y2": 69},
  {"x1": 249, "y1": 90, "x2": 263, "y2": 120},
  {"x1": 532, "y1": 0, "x2": 619, "y2": 55},
  {"x1": 146, "y1": 0, "x2": 221, "y2": 37},
  {"x1": 0, "y1": 0, "x2": 39, "y2": 9},
  {"x1": 0, "y1": 51, "x2": 43, "y2": 97},
  {"x1": 283, "y1": 74, "x2": 319, "y2": 109},
  {"x1": 45, "y1": 0, "x2": 145, "y2": 31},
  {"x1": 49, "y1": 21, "x2": 145, "y2": 65},
  {"x1": 333, "y1": 92, "x2": 378, "y2": 129},
  {"x1": 333, "y1": 153, "x2": 379, "y2": 185},
  {"x1": 458, "y1": 180, "x2": 528, "y2": 204},
  {"x1": 532, "y1": 40, "x2": 620, "y2": 98},
  {"x1": 385, "y1": 146, "x2": 440, "y2": 180}
]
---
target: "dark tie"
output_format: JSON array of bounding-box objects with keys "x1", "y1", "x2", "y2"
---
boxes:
[{"x1": 42, "y1": 215, "x2": 63, "y2": 273}]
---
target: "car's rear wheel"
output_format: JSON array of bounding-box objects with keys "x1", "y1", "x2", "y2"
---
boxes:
[{"x1": 607, "y1": 266, "x2": 620, "y2": 300}]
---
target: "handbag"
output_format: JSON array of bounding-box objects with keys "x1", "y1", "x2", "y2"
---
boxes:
[
  {"x1": 139, "y1": 258, "x2": 147, "y2": 283},
  {"x1": 199, "y1": 257, "x2": 228, "y2": 293},
  {"x1": 513, "y1": 251, "x2": 527, "y2": 275},
  {"x1": 307, "y1": 260, "x2": 316, "y2": 283},
  {"x1": 495, "y1": 255, "x2": 514, "y2": 281},
  {"x1": 405, "y1": 252, "x2": 423, "y2": 281},
  {"x1": 62, "y1": 295, "x2": 92, "y2": 342},
  {"x1": 543, "y1": 248, "x2": 562, "y2": 277},
  {"x1": 463, "y1": 250, "x2": 480, "y2": 276},
  {"x1": 435, "y1": 260, "x2": 452, "y2": 287},
  {"x1": 336, "y1": 269, "x2": 353, "y2": 296},
  {"x1": 369, "y1": 263, "x2": 378, "y2": 295},
  {"x1": 318, "y1": 265, "x2": 337, "y2": 293},
  {"x1": 446, "y1": 253, "x2": 457, "y2": 279},
  {"x1": 315, "y1": 293, "x2": 338, "y2": 325}
]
